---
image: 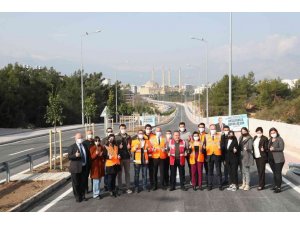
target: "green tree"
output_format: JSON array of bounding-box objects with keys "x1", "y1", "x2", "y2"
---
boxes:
[{"x1": 84, "y1": 93, "x2": 97, "y2": 125}]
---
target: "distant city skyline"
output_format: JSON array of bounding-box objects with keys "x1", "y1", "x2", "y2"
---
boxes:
[{"x1": 0, "y1": 12, "x2": 300, "y2": 86}]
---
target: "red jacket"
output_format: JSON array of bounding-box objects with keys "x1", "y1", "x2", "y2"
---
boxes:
[{"x1": 169, "y1": 139, "x2": 186, "y2": 166}]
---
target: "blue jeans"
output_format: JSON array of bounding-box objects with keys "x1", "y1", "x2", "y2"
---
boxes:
[
  {"x1": 92, "y1": 178, "x2": 102, "y2": 198},
  {"x1": 134, "y1": 164, "x2": 148, "y2": 189}
]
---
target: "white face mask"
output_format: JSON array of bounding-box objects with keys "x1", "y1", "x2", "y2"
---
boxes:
[
  {"x1": 179, "y1": 127, "x2": 185, "y2": 132},
  {"x1": 194, "y1": 136, "x2": 199, "y2": 141},
  {"x1": 87, "y1": 134, "x2": 92, "y2": 139},
  {"x1": 156, "y1": 132, "x2": 161, "y2": 137},
  {"x1": 138, "y1": 134, "x2": 144, "y2": 139},
  {"x1": 271, "y1": 133, "x2": 277, "y2": 138},
  {"x1": 76, "y1": 138, "x2": 83, "y2": 144},
  {"x1": 120, "y1": 129, "x2": 126, "y2": 134},
  {"x1": 256, "y1": 133, "x2": 262, "y2": 138},
  {"x1": 210, "y1": 130, "x2": 216, "y2": 135},
  {"x1": 199, "y1": 128, "x2": 205, "y2": 133},
  {"x1": 166, "y1": 134, "x2": 172, "y2": 139},
  {"x1": 224, "y1": 131, "x2": 229, "y2": 136},
  {"x1": 95, "y1": 141, "x2": 100, "y2": 146}
]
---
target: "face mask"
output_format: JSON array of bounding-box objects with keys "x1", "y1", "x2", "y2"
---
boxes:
[
  {"x1": 95, "y1": 141, "x2": 100, "y2": 146},
  {"x1": 138, "y1": 134, "x2": 144, "y2": 139},
  {"x1": 76, "y1": 138, "x2": 83, "y2": 144},
  {"x1": 145, "y1": 129, "x2": 151, "y2": 135},
  {"x1": 256, "y1": 133, "x2": 262, "y2": 138},
  {"x1": 179, "y1": 127, "x2": 185, "y2": 132},
  {"x1": 194, "y1": 136, "x2": 199, "y2": 141},
  {"x1": 107, "y1": 132, "x2": 113, "y2": 137},
  {"x1": 199, "y1": 128, "x2": 205, "y2": 133},
  {"x1": 242, "y1": 133, "x2": 248, "y2": 137},
  {"x1": 166, "y1": 134, "x2": 171, "y2": 139},
  {"x1": 271, "y1": 133, "x2": 277, "y2": 138},
  {"x1": 120, "y1": 129, "x2": 126, "y2": 134},
  {"x1": 156, "y1": 132, "x2": 161, "y2": 137},
  {"x1": 210, "y1": 130, "x2": 216, "y2": 135},
  {"x1": 228, "y1": 136, "x2": 234, "y2": 139},
  {"x1": 224, "y1": 131, "x2": 229, "y2": 136},
  {"x1": 87, "y1": 134, "x2": 92, "y2": 139}
]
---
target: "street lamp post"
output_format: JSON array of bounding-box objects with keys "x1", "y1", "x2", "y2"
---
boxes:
[
  {"x1": 80, "y1": 29, "x2": 101, "y2": 125},
  {"x1": 190, "y1": 37, "x2": 209, "y2": 125},
  {"x1": 229, "y1": 12, "x2": 232, "y2": 116}
]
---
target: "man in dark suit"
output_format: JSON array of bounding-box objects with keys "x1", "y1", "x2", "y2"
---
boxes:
[
  {"x1": 68, "y1": 133, "x2": 90, "y2": 202},
  {"x1": 215, "y1": 117, "x2": 226, "y2": 133},
  {"x1": 220, "y1": 125, "x2": 230, "y2": 186}
]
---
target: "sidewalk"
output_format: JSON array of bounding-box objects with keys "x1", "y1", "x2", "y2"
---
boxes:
[{"x1": 0, "y1": 124, "x2": 97, "y2": 145}]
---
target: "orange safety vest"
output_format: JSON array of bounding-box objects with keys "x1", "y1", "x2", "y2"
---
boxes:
[
  {"x1": 131, "y1": 139, "x2": 149, "y2": 164},
  {"x1": 205, "y1": 134, "x2": 222, "y2": 156},
  {"x1": 189, "y1": 140, "x2": 205, "y2": 164},
  {"x1": 149, "y1": 135, "x2": 167, "y2": 159},
  {"x1": 105, "y1": 145, "x2": 120, "y2": 167}
]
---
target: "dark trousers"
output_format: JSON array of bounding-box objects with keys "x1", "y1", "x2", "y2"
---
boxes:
[
  {"x1": 162, "y1": 158, "x2": 170, "y2": 186},
  {"x1": 183, "y1": 155, "x2": 191, "y2": 183},
  {"x1": 227, "y1": 159, "x2": 238, "y2": 185},
  {"x1": 255, "y1": 157, "x2": 266, "y2": 188},
  {"x1": 134, "y1": 164, "x2": 148, "y2": 189},
  {"x1": 207, "y1": 154, "x2": 222, "y2": 187},
  {"x1": 222, "y1": 160, "x2": 229, "y2": 183},
  {"x1": 269, "y1": 159, "x2": 284, "y2": 189},
  {"x1": 107, "y1": 173, "x2": 117, "y2": 192},
  {"x1": 71, "y1": 171, "x2": 86, "y2": 201},
  {"x1": 170, "y1": 158, "x2": 185, "y2": 188},
  {"x1": 148, "y1": 158, "x2": 154, "y2": 187},
  {"x1": 104, "y1": 174, "x2": 108, "y2": 188},
  {"x1": 204, "y1": 161, "x2": 209, "y2": 184},
  {"x1": 82, "y1": 166, "x2": 89, "y2": 193}
]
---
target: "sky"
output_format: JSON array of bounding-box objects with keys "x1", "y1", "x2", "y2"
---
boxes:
[{"x1": 0, "y1": 12, "x2": 300, "y2": 86}]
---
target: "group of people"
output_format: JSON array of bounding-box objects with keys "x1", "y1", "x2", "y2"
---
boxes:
[{"x1": 68, "y1": 122, "x2": 285, "y2": 203}]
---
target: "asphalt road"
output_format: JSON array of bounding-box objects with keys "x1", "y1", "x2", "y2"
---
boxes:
[{"x1": 26, "y1": 105, "x2": 300, "y2": 212}]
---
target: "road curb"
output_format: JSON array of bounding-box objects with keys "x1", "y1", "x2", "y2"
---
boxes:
[
  {"x1": 8, "y1": 174, "x2": 71, "y2": 212},
  {"x1": 285, "y1": 170, "x2": 300, "y2": 186}
]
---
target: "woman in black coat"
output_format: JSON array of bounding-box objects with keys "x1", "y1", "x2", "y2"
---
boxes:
[
  {"x1": 225, "y1": 131, "x2": 240, "y2": 192},
  {"x1": 252, "y1": 127, "x2": 269, "y2": 190}
]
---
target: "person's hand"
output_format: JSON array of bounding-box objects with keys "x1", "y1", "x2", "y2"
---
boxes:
[
  {"x1": 184, "y1": 152, "x2": 187, "y2": 156},
  {"x1": 109, "y1": 154, "x2": 113, "y2": 159},
  {"x1": 119, "y1": 143, "x2": 123, "y2": 149},
  {"x1": 127, "y1": 143, "x2": 131, "y2": 149},
  {"x1": 233, "y1": 147, "x2": 237, "y2": 153},
  {"x1": 118, "y1": 154, "x2": 121, "y2": 159},
  {"x1": 270, "y1": 146, "x2": 274, "y2": 151},
  {"x1": 99, "y1": 151, "x2": 103, "y2": 156},
  {"x1": 244, "y1": 147, "x2": 247, "y2": 151},
  {"x1": 145, "y1": 160, "x2": 149, "y2": 164},
  {"x1": 75, "y1": 150, "x2": 80, "y2": 157},
  {"x1": 96, "y1": 150, "x2": 99, "y2": 155},
  {"x1": 202, "y1": 144, "x2": 206, "y2": 149},
  {"x1": 261, "y1": 147, "x2": 264, "y2": 152}
]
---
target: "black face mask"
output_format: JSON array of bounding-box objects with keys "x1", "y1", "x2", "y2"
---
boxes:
[
  {"x1": 228, "y1": 136, "x2": 234, "y2": 139},
  {"x1": 242, "y1": 133, "x2": 248, "y2": 137}
]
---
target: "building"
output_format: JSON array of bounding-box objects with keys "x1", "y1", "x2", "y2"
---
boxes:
[
  {"x1": 282, "y1": 79, "x2": 299, "y2": 89},
  {"x1": 138, "y1": 80, "x2": 163, "y2": 95}
]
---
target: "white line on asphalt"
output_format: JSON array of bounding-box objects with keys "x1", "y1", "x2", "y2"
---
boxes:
[
  {"x1": 9, "y1": 148, "x2": 35, "y2": 156},
  {"x1": 38, "y1": 187, "x2": 73, "y2": 212},
  {"x1": 266, "y1": 165, "x2": 300, "y2": 194}
]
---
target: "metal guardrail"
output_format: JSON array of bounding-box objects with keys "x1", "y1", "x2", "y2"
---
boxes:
[
  {"x1": 289, "y1": 163, "x2": 300, "y2": 175},
  {"x1": 0, "y1": 147, "x2": 68, "y2": 183}
]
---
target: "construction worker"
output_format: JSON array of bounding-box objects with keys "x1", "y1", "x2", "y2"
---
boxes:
[
  {"x1": 188, "y1": 131, "x2": 205, "y2": 191},
  {"x1": 203, "y1": 124, "x2": 223, "y2": 191},
  {"x1": 150, "y1": 127, "x2": 168, "y2": 190},
  {"x1": 131, "y1": 130, "x2": 150, "y2": 193},
  {"x1": 144, "y1": 124, "x2": 155, "y2": 191},
  {"x1": 168, "y1": 131, "x2": 188, "y2": 191}
]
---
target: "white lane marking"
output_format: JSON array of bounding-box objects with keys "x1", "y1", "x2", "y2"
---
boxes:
[
  {"x1": 9, "y1": 148, "x2": 35, "y2": 156},
  {"x1": 266, "y1": 164, "x2": 300, "y2": 194},
  {"x1": 38, "y1": 187, "x2": 73, "y2": 212}
]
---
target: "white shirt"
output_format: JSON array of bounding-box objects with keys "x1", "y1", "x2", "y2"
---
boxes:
[
  {"x1": 227, "y1": 139, "x2": 232, "y2": 149},
  {"x1": 77, "y1": 143, "x2": 87, "y2": 166},
  {"x1": 254, "y1": 137, "x2": 261, "y2": 158}
]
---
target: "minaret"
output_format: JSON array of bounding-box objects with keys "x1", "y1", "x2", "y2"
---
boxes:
[
  {"x1": 168, "y1": 68, "x2": 171, "y2": 87},
  {"x1": 178, "y1": 67, "x2": 181, "y2": 91}
]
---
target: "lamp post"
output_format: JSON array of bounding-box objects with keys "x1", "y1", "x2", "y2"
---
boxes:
[
  {"x1": 229, "y1": 12, "x2": 232, "y2": 116},
  {"x1": 190, "y1": 36, "x2": 209, "y2": 125},
  {"x1": 80, "y1": 29, "x2": 101, "y2": 125}
]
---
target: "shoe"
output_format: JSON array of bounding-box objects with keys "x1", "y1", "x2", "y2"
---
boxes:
[
  {"x1": 222, "y1": 181, "x2": 229, "y2": 186},
  {"x1": 219, "y1": 186, "x2": 223, "y2": 191},
  {"x1": 104, "y1": 186, "x2": 108, "y2": 192},
  {"x1": 134, "y1": 188, "x2": 139, "y2": 193},
  {"x1": 82, "y1": 196, "x2": 88, "y2": 201},
  {"x1": 227, "y1": 185, "x2": 233, "y2": 191},
  {"x1": 257, "y1": 187, "x2": 264, "y2": 191},
  {"x1": 244, "y1": 185, "x2": 250, "y2": 191},
  {"x1": 181, "y1": 186, "x2": 188, "y2": 191},
  {"x1": 231, "y1": 185, "x2": 237, "y2": 192},
  {"x1": 113, "y1": 191, "x2": 117, "y2": 198},
  {"x1": 193, "y1": 186, "x2": 197, "y2": 191},
  {"x1": 199, "y1": 186, "x2": 203, "y2": 191},
  {"x1": 190, "y1": 181, "x2": 192, "y2": 185},
  {"x1": 207, "y1": 186, "x2": 212, "y2": 191},
  {"x1": 240, "y1": 183, "x2": 246, "y2": 190},
  {"x1": 169, "y1": 187, "x2": 175, "y2": 191},
  {"x1": 126, "y1": 189, "x2": 133, "y2": 194},
  {"x1": 76, "y1": 198, "x2": 82, "y2": 203},
  {"x1": 274, "y1": 188, "x2": 281, "y2": 193},
  {"x1": 271, "y1": 186, "x2": 277, "y2": 191},
  {"x1": 152, "y1": 186, "x2": 157, "y2": 191}
]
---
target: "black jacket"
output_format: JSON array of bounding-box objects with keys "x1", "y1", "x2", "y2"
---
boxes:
[
  {"x1": 225, "y1": 137, "x2": 240, "y2": 163},
  {"x1": 115, "y1": 133, "x2": 132, "y2": 160},
  {"x1": 68, "y1": 143, "x2": 90, "y2": 173},
  {"x1": 220, "y1": 134, "x2": 229, "y2": 161},
  {"x1": 253, "y1": 135, "x2": 269, "y2": 161}
]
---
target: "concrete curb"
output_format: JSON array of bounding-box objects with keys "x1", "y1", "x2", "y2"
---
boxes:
[
  {"x1": 8, "y1": 174, "x2": 71, "y2": 212},
  {"x1": 0, "y1": 124, "x2": 104, "y2": 146},
  {"x1": 285, "y1": 170, "x2": 300, "y2": 186}
]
